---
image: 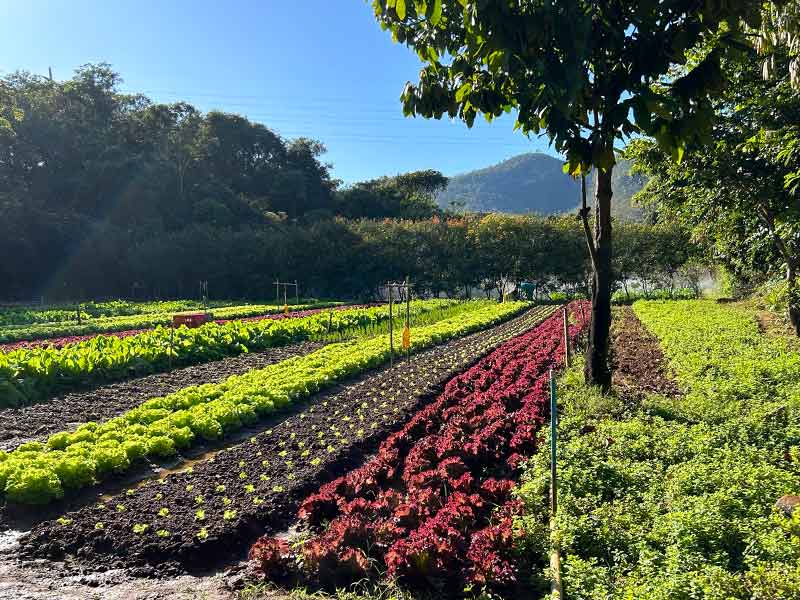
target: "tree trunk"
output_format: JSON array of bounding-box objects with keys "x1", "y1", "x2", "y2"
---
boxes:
[
  {"x1": 756, "y1": 202, "x2": 800, "y2": 337},
  {"x1": 584, "y1": 167, "x2": 613, "y2": 391},
  {"x1": 788, "y1": 264, "x2": 800, "y2": 336}
]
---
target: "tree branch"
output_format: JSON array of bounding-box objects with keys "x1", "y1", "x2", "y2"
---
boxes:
[
  {"x1": 756, "y1": 201, "x2": 800, "y2": 273},
  {"x1": 579, "y1": 174, "x2": 599, "y2": 271}
]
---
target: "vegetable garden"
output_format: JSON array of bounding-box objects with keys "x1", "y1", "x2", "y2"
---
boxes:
[
  {"x1": 0, "y1": 299, "x2": 459, "y2": 407},
  {"x1": 0, "y1": 300, "x2": 348, "y2": 346},
  {"x1": 1, "y1": 297, "x2": 799, "y2": 599}
]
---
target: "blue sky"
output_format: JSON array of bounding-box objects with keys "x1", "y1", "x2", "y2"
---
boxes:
[{"x1": 0, "y1": 0, "x2": 559, "y2": 183}]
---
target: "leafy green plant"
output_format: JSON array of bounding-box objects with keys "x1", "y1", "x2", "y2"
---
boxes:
[
  {"x1": 0, "y1": 300, "x2": 462, "y2": 407},
  {"x1": 0, "y1": 302, "x2": 529, "y2": 505},
  {"x1": 517, "y1": 301, "x2": 800, "y2": 597}
]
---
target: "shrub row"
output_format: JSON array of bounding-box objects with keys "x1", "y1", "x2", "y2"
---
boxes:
[
  {"x1": 0, "y1": 299, "x2": 458, "y2": 407},
  {"x1": 248, "y1": 303, "x2": 589, "y2": 595},
  {"x1": 0, "y1": 301, "x2": 528, "y2": 506}
]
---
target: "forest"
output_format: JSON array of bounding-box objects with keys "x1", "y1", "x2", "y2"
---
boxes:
[{"x1": 0, "y1": 64, "x2": 691, "y2": 301}]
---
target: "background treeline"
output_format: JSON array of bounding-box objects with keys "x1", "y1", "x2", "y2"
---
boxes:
[
  {"x1": 2, "y1": 213, "x2": 696, "y2": 302},
  {"x1": 0, "y1": 64, "x2": 696, "y2": 302}
]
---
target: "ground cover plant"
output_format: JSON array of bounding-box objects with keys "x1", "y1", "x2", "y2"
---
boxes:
[
  {"x1": 0, "y1": 301, "x2": 527, "y2": 506},
  {"x1": 0, "y1": 299, "x2": 457, "y2": 407},
  {"x1": 517, "y1": 300, "x2": 800, "y2": 599},
  {"x1": 0, "y1": 300, "x2": 347, "y2": 345},
  {"x1": 0, "y1": 341, "x2": 327, "y2": 452},
  {"x1": 246, "y1": 303, "x2": 589, "y2": 597},
  {"x1": 21, "y1": 305, "x2": 557, "y2": 571}
]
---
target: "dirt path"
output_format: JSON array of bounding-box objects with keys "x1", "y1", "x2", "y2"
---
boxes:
[
  {"x1": 611, "y1": 306, "x2": 680, "y2": 404},
  {"x1": 0, "y1": 341, "x2": 325, "y2": 451},
  {"x1": 15, "y1": 307, "x2": 555, "y2": 594},
  {"x1": 0, "y1": 549, "x2": 234, "y2": 600}
]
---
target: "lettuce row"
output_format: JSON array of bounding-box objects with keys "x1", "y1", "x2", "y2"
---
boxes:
[
  {"x1": 0, "y1": 299, "x2": 459, "y2": 406},
  {"x1": 0, "y1": 301, "x2": 529, "y2": 505}
]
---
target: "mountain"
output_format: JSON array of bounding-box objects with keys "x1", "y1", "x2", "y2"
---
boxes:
[{"x1": 437, "y1": 152, "x2": 646, "y2": 220}]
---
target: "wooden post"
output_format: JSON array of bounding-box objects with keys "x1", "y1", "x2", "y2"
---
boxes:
[
  {"x1": 76, "y1": 302, "x2": 82, "y2": 325},
  {"x1": 388, "y1": 282, "x2": 394, "y2": 367},
  {"x1": 562, "y1": 305, "x2": 571, "y2": 367},
  {"x1": 405, "y1": 277, "x2": 411, "y2": 363},
  {"x1": 295, "y1": 280, "x2": 299, "y2": 305},
  {"x1": 275, "y1": 281, "x2": 280, "y2": 305},
  {"x1": 549, "y1": 369, "x2": 562, "y2": 599}
]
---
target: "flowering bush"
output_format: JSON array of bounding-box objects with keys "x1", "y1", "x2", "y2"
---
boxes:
[{"x1": 251, "y1": 302, "x2": 589, "y2": 594}]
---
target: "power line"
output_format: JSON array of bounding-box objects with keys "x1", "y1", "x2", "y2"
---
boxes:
[{"x1": 121, "y1": 88, "x2": 410, "y2": 107}]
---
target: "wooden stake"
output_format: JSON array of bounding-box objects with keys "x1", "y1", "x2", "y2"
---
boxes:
[
  {"x1": 405, "y1": 276, "x2": 411, "y2": 363},
  {"x1": 562, "y1": 305, "x2": 571, "y2": 367},
  {"x1": 169, "y1": 326, "x2": 174, "y2": 371},
  {"x1": 549, "y1": 369, "x2": 562, "y2": 599},
  {"x1": 388, "y1": 282, "x2": 394, "y2": 367}
]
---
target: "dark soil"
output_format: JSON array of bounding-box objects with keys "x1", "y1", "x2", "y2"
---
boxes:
[
  {"x1": 611, "y1": 306, "x2": 680, "y2": 403},
  {"x1": 21, "y1": 306, "x2": 555, "y2": 576},
  {"x1": 0, "y1": 342, "x2": 326, "y2": 451}
]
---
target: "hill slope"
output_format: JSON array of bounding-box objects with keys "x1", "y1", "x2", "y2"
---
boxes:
[{"x1": 438, "y1": 152, "x2": 645, "y2": 220}]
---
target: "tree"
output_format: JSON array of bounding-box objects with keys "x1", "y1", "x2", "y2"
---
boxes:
[
  {"x1": 369, "y1": 0, "x2": 762, "y2": 390},
  {"x1": 627, "y1": 48, "x2": 800, "y2": 334},
  {"x1": 336, "y1": 170, "x2": 447, "y2": 219},
  {"x1": 150, "y1": 102, "x2": 205, "y2": 207}
]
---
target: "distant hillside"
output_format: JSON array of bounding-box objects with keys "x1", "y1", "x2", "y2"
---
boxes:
[{"x1": 437, "y1": 152, "x2": 646, "y2": 220}]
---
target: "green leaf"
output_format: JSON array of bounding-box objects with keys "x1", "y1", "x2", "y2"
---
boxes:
[
  {"x1": 396, "y1": 0, "x2": 406, "y2": 19},
  {"x1": 455, "y1": 83, "x2": 471, "y2": 103},
  {"x1": 430, "y1": 0, "x2": 442, "y2": 25},
  {"x1": 673, "y1": 141, "x2": 686, "y2": 164}
]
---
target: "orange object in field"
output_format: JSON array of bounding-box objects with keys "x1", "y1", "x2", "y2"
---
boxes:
[
  {"x1": 402, "y1": 325, "x2": 410, "y2": 349},
  {"x1": 284, "y1": 304, "x2": 289, "y2": 315},
  {"x1": 172, "y1": 312, "x2": 213, "y2": 328}
]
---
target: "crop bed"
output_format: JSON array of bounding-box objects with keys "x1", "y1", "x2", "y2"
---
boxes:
[
  {"x1": 0, "y1": 301, "x2": 350, "y2": 346},
  {"x1": 247, "y1": 303, "x2": 588, "y2": 597},
  {"x1": 21, "y1": 305, "x2": 556, "y2": 575},
  {"x1": 0, "y1": 300, "x2": 458, "y2": 407},
  {"x1": 610, "y1": 306, "x2": 680, "y2": 404},
  {"x1": 0, "y1": 304, "x2": 362, "y2": 352},
  {"x1": 0, "y1": 341, "x2": 326, "y2": 452}
]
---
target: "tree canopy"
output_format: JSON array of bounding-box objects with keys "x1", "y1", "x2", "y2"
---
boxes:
[
  {"x1": 369, "y1": 0, "x2": 763, "y2": 388},
  {"x1": 628, "y1": 31, "x2": 800, "y2": 333}
]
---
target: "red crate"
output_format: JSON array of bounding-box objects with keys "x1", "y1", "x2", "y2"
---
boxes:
[{"x1": 172, "y1": 312, "x2": 213, "y2": 328}]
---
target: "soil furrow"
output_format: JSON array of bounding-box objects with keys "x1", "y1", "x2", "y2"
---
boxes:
[
  {"x1": 0, "y1": 342, "x2": 326, "y2": 451},
  {"x1": 21, "y1": 306, "x2": 555, "y2": 577},
  {"x1": 611, "y1": 306, "x2": 680, "y2": 404}
]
